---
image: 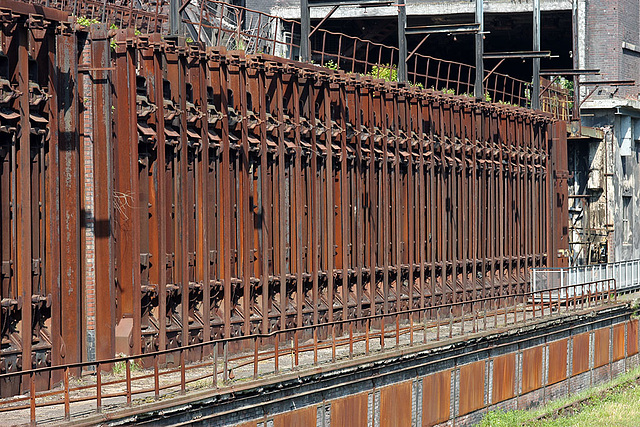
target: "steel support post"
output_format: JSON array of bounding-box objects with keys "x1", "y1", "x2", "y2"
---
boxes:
[
  {"x1": 300, "y1": 0, "x2": 310, "y2": 62},
  {"x1": 397, "y1": 0, "x2": 407, "y2": 83},
  {"x1": 169, "y1": 0, "x2": 181, "y2": 36},
  {"x1": 57, "y1": 30, "x2": 82, "y2": 367},
  {"x1": 474, "y1": 0, "x2": 484, "y2": 100},
  {"x1": 15, "y1": 19, "x2": 33, "y2": 385},
  {"x1": 90, "y1": 24, "x2": 115, "y2": 362},
  {"x1": 532, "y1": 0, "x2": 541, "y2": 109}
]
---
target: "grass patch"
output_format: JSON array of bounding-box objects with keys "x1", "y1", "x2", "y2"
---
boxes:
[
  {"x1": 480, "y1": 365, "x2": 640, "y2": 426},
  {"x1": 111, "y1": 354, "x2": 142, "y2": 376}
]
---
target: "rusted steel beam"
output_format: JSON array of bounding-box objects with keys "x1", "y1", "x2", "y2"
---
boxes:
[
  {"x1": 56, "y1": 29, "x2": 82, "y2": 367},
  {"x1": 112, "y1": 29, "x2": 142, "y2": 356},
  {"x1": 14, "y1": 16, "x2": 33, "y2": 386},
  {"x1": 90, "y1": 24, "x2": 115, "y2": 362},
  {"x1": 43, "y1": 20, "x2": 62, "y2": 383}
]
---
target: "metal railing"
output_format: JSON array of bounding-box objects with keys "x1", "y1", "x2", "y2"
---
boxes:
[
  {"x1": 0, "y1": 279, "x2": 616, "y2": 425},
  {"x1": 533, "y1": 259, "x2": 640, "y2": 293},
  {"x1": 23, "y1": 0, "x2": 571, "y2": 114},
  {"x1": 29, "y1": 0, "x2": 168, "y2": 33},
  {"x1": 181, "y1": 0, "x2": 571, "y2": 112}
]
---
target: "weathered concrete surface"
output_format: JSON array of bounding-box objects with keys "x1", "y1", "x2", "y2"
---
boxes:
[
  {"x1": 273, "y1": 0, "x2": 572, "y2": 20},
  {"x1": 572, "y1": 99, "x2": 640, "y2": 264}
]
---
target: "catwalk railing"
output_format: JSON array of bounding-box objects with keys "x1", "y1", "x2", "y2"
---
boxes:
[
  {"x1": 0, "y1": 2, "x2": 569, "y2": 398},
  {"x1": 27, "y1": 0, "x2": 168, "y2": 32},
  {"x1": 182, "y1": 0, "x2": 573, "y2": 115},
  {"x1": 0, "y1": 279, "x2": 616, "y2": 424},
  {"x1": 533, "y1": 259, "x2": 640, "y2": 294},
  {"x1": 21, "y1": 0, "x2": 572, "y2": 115}
]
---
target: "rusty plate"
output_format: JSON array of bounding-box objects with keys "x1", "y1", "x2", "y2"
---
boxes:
[
  {"x1": 331, "y1": 392, "x2": 368, "y2": 427},
  {"x1": 459, "y1": 361, "x2": 485, "y2": 416},
  {"x1": 593, "y1": 327, "x2": 609, "y2": 368},
  {"x1": 422, "y1": 370, "x2": 451, "y2": 427},
  {"x1": 548, "y1": 339, "x2": 568, "y2": 385},
  {"x1": 613, "y1": 324, "x2": 625, "y2": 362},
  {"x1": 380, "y1": 382, "x2": 412, "y2": 427},
  {"x1": 612, "y1": 323, "x2": 625, "y2": 362},
  {"x1": 572, "y1": 333, "x2": 590, "y2": 375},
  {"x1": 522, "y1": 346, "x2": 543, "y2": 394},
  {"x1": 628, "y1": 319, "x2": 639, "y2": 356},
  {"x1": 273, "y1": 405, "x2": 316, "y2": 427},
  {"x1": 492, "y1": 353, "x2": 516, "y2": 404}
]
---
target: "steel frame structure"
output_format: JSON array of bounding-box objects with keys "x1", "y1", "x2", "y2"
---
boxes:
[{"x1": 0, "y1": 1, "x2": 568, "y2": 396}]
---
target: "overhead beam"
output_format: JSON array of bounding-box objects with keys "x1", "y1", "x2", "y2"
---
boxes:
[
  {"x1": 483, "y1": 50, "x2": 550, "y2": 59},
  {"x1": 541, "y1": 69, "x2": 600, "y2": 76},
  {"x1": 579, "y1": 80, "x2": 635, "y2": 86},
  {"x1": 405, "y1": 23, "x2": 480, "y2": 35},
  {"x1": 308, "y1": 0, "x2": 392, "y2": 7}
]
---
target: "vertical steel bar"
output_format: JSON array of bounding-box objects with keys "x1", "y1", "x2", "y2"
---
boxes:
[
  {"x1": 96, "y1": 363, "x2": 102, "y2": 412},
  {"x1": 180, "y1": 349, "x2": 186, "y2": 393},
  {"x1": 254, "y1": 337, "x2": 258, "y2": 379},
  {"x1": 30, "y1": 372, "x2": 35, "y2": 425},
  {"x1": 64, "y1": 367, "x2": 70, "y2": 420},
  {"x1": 126, "y1": 360, "x2": 131, "y2": 405},
  {"x1": 154, "y1": 355, "x2": 159, "y2": 400}
]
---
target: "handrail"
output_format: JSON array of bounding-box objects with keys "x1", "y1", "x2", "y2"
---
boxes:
[
  {"x1": 0, "y1": 278, "x2": 616, "y2": 379},
  {"x1": 0, "y1": 279, "x2": 617, "y2": 424}
]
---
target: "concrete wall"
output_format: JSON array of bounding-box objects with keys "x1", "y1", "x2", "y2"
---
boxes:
[
  {"x1": 271, "y1": 0, "x2": 572, "y2": 20},
  {"x1": 578, "y1": 100, "x2": 640, "y2": 263},
  {"x1": 567, "y1": 137, "x2": 610, "y2": 265}
]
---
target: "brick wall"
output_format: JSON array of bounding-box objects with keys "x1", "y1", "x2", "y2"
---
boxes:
[
  {"x1": 586, "y1": 0, "x2": 640, "y2": 98},
  {"x1": 81, "y1": 37, "x2": 96, "y2": 362}
]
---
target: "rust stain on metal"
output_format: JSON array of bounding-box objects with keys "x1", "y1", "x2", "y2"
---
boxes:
[
  {"x1": 459, "y1": 361, "x2": 485, "y2": 416},
  {"x1": 422, "y1": 370, "x2": 450, "y2": 427},
  {"x1": 331, "y1": 392, "x2": 369, "y2": 427},
  {"x1": 492, "y1": 353, "x2": 516, "y2": 404},
  {"x1": 593, "y1": 327, "x2": 610, "y2": 368},
  {"x1": 380, "y1": 382, "x2": 412, "y2": 427},
  {"x1": 572, "y1": 333, "x2": 590, "y2": 375},
  {"x1": 548, "y1": 339, "x2": 568, "y2": 385},
  {"x1": 273, "y1": 405, "x2": 316, "y2": 427},
  {"x1": 522, "y1": 346, "x2": 543, "y2": 394}
]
